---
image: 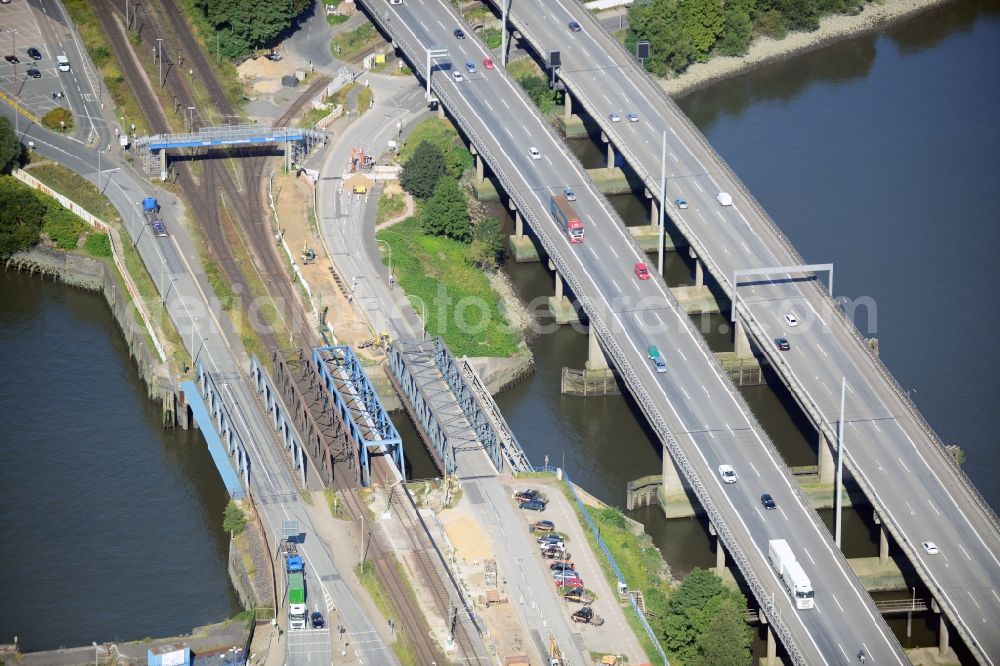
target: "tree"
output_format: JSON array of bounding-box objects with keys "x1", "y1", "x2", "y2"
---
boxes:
[
  {"x1": 0, "y1": 117, "x2": 21, "y2": 174},
  {"x1": 661, "y1": 568, "x2": 746, "y2": 663},
  {"x1": 695, "y1": 597, "x2": 753, "y2": 666},
  {"x1": 195, "y1": 0, "x2": 299, "y2": 56},
  {"x1": 421, "y1": 177, "x2": 469, "y2": 241},
  {"x1": 518, "y1": 75, "x2": 558, "y2": 114},
  {"x1": 679, "y1": 0, "x2": 726, "y2": 62},
  {"x1": 469, "y1": 216, "x2": 505, "y2": 269},
  {"x1": 400, "y1": 141, "x2": 447, "y2": 199},
  {"x1": 0, "y1": 176, "x2": 46, "y2": 257},
  {"x1": 717, "y1": 7, "x2": 753, "y2": 56},
  {"x1": 776, "y1": 0, "x2": 819, "y2": 31},
  {"x1": 222, "y1": 500, "x2": 248, "y2": 535}
]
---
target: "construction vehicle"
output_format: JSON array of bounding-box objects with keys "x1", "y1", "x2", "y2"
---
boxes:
[
  {"x1": 570, "y1": 605, "x2": 604, "y2": 626},
  {"x1": 349, "y1": 146, "x2": 375, "y2": 172}
]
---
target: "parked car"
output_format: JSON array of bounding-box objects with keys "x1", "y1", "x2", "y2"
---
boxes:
[
  {"x1": 775, "y1": 337, "x2": 790, "y2": 351},
  {"x1": 266, "y1": 51, "x2": 282, "y2": 62},
  {"x1": 675, "y1": 197, "x2": 688, "y2": 209},
  {"x1": 542, "y1": 547, "x2": 571, "y2": 560},
  {"x1": 761, "y1": 493, "x2": 777, "y2": 510},
  {"x1": 5, "y1": 55, "x2": 19, "y2": 64},
  {"x1": 515, "y1": 489, "x2": 542, "y2": 502},
  {"x1": 634, "y1": 262, "x2": 650, "y2": 280},
  {"x1": 555, "y1": 576, "x2": 583, "y2": 588},
  {"x1": 483, "y1": 57, "x2": 494, "y2": 70},
  {"x1": 520, "y1": 499, "x2": 546, "y2": 512},
  {"x1": 538, "y1": 534, "x2": 563, "y2": 546},
  {"x1": 311, "y1": 611, "x2": 325, "y2": 628},
  {"x1": 25, "y1": 68, "x2": 40, "y2": 79},
  {"x1": 453, "y1": 28, "x2": 466, "y2": 39},
  {"x1": 553, "y1": 569, "x2": 580, "y2": 581},
  {"x1": 718, "y1": 464, "x2": 737, "y2": 484},
  {"x1": 550, "y1": 560, "x2": 576, "y2": 570},
  {"x1": 27, "y1": 47, "x2": 42, "y2": 61},
  {"x1": 531, "y1": 519, "x2": 555, "y2": 532},
  {"x1": 562, "y1": 587, "x2": 594, "y2": 603}
]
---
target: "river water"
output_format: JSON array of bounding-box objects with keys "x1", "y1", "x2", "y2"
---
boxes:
[
  {"x1": 0, "y1": 272, "x2": 240, "y2": 651},
  {"x1": 2, "y1": 0, "x2": 997, "y2": 654}
]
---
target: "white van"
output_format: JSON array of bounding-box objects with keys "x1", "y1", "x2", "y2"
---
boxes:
[{"x1": 56, "y1": 55, "x2": 70, "y2": 72}]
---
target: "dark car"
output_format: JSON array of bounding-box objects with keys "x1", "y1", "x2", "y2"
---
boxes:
[
  {"x1": 453, "y1": 28, "x2": 466, "y2": 39},
  {"x1": 531, "y1": 519, "x2": 555, "y2": 532},
  {"x1": 761, "y1": 493, "x2": 777, "y2": 510},
  {"x1": 310, "y1": 611, "x2": 325, "y2": 628},
  {"x1": 519, "y1": 499, "x2": 546, "y2": 512},
  {"x1": 537, "y1": 534, "x2": 563, "y2": 546},
  {"x1": 27, "y1": 47, "x2": 42, "y2": 61},
  {"x1": 26, "y1": 68, "x2": 41, "y2": 79},
  {"x1": 515, "y1": 488, "x2": 541, "y2": 502},
  {"x1": 550, "y1": 561, "x2": 576, "y2": 571},
  {"x1": 542, "y1": 547, "x2": 570, "y2": 560},
  {"x1": 568, "y1": 21, "x2": 581, "y2": 32},
  {"x1": 5, "y1": 55, "x2": 20, "y2": 64},
  {"x1": 775, "y1": 337, "x2": 790, "y2": 351},
  {"x1": 562, "y1": 587, "x2": 593, "y2": 603}
]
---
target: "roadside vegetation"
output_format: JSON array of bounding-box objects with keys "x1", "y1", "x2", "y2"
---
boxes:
[
  {"x1": 506, "y1": 58, "x2": 561, "y2": 115},
  {"x1": 190, "y1": 0, "x2": 310, "y2": 59},
  {"x1": 355, "y1": 560, "x2": 422, "y2": 665},
  {"x1": 332, "y1": 24, "x2": 383, "y2": 61},
  {"x1": 376, "y1": 193, "x2": 406, "y2": 225},
  {"x1": 626, "y1": 0, "x2": 866, "y2": 75},
  {"x1": 381, "y1": 119, "x2": 515, "y2": 357},
  {"x1": 556, "y1": 481, "x2": 752, "y2": 665},
  {"x1": 41, "y1": 107, "x2": 74, "y2": 133}
]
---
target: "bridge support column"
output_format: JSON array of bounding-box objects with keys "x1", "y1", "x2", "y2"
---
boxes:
[
  {"x1": 649, "y1": 194, "x2": 659, "y2": 230},
  {"x1": 606, "y1": 141, "x2": 615, "y2": 171},
  {"x1": 872, "y1": 511, "x2": 889, "y2": 562},
  {"x1": 564, "y1": 90, "x2": 572, "y2": 118},
  {"x1": 159, "y1": 149, "x2": 167, "y2": 182},
  {"x1": 733, "y1": 318, "x2": 753, "y2": 359},
  {"x1": 548, "y1": 260, "x2": 578, "y2": 324},
  {"x1": 475, "y1": 154, "x2": 484, "y2": 183},
  {"x1": 554, "y1": 266, "x2": 564, "y2": 302},
  {"x1": 515, "y1": 208, "x2": 523, "y2": 239},
  {"x1": 709, "y1": 521, "x2": 725, "y2": 577},
  {"x1": 284, "y1": 140, "x2": 291, "y2": 173},
  {"x1": 765, "y1": 622, "x2": 777, "y2": 666},
  {"x1": 586, "y1": 326, "x2": 609, "y2": 371},
  {"x1": 818, "y1": 431, "x2": 835, "y2": 484},
  {"x1": 689, "y1": 247, "x2": 704, "y2": 287},
  {"x1": 437, "y1": 103, "x2": 445, "y2": 119},
  {"x1": 938, "y1": 610, "x2": 950, "y2": 656}
]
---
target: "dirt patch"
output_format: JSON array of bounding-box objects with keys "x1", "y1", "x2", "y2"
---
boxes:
[
  {"x1": 238, "y1": 56, "x2": 305, "y2": 95},
  {"x1": 440, "y1": 511, "x2": 493, "y2": 562}
]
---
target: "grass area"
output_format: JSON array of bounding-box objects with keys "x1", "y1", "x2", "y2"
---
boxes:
[
  {"x1": 376, "y1": 194, "x2": 406, "y2": 225},
  {"x1": 481, "y1": 27, "x2": 502, "y2": 49},
  {"x1": 327, "y1": 13, "x2": 349, "y2": 25},
  {"x1": 329, "y1": 82, "x2": 358, "y2": 108},
  {"x1": 41, "y1": 107, "x2": 74, "y2": 132},
  {"x1": 377, "y1": 217, "x2": 519, "y2": 357},
  {"x1": 464, "y1": 5, "x2": 495, "y2": 22},
  {"x1": 357, "y1": 87, "x2": 374, "y2": 116},
  {"x1": 332, "y1": 24, "x2": 382, "y2": 61},
  {"x1": 355, "y1": 560, "x2": 423, "y2": 665},
  {"x1": 26, "y1": 162, "x2": 121, "y2": 223},
  {"x1": 554, "y1": 479, "x2": 669, "y2": 664},
  {"x1": 506, "y1": 57, "x2": 543, "y2": 80},
  {"x1": 62, "y1": 0, "x2": 149, "y2": 135},
  {"x1": 298, "y1": 106, "x2": 331, "y2": 129},
  {"x1": 396, "y1": 117, "x2": 473, "y2": 177}
]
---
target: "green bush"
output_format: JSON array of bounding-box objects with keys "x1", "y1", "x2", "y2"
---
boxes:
[
  {"x1": 400, "y1": 141, "x2": 447, "y2": 199},
  {"x1": 482, "y1": 27, "x2": 502, "y2": 49},
  {"x1": 223, "y1": 500, "x2": 248, "y2": 535},
  {"x1": 43, "y1": 206, "x2": 90, "y2": 250},
  {"x1": 42, "y1": 107, "x2": 74, "y2": 132},
  {"x1": 397, "y1": 118, "x2": 472, "y2": 178},
  {"x1": 0, "y1": 176, "x2": 46, "y2": 257},
  {"x1": 421, "y1": 177, "x2": 469, "y2": 241},
  {"x1": 84, "y1": 232, "x2": 112, "y2": 257}
]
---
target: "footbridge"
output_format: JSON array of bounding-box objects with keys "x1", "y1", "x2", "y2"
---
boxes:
[
  {"x1": 133, "y1": 124, "x2": 326, "y2": 179},
  {"x1": 359, "y1": 0, "x2": 910, "y2": 662}
]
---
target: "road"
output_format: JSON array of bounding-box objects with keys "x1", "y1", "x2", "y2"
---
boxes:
[
  {"x1": 356, "y1": 0, "x2": 909, "y2": 662},
  {"x1": 0, "y1": 103, "x2": 395, "y2": 666},
  {"x1": 496, "y1": 1, "x2": 1000, "y2": 662}
]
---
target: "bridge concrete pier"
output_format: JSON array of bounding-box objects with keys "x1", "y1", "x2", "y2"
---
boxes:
[
  {"x1": 764, "y1": 620, "x2": 777, "y2": 666},
  {"x1": 600, "y1": 132, "x2": 615, "y2": 170},
  {"x1": 818, "y1": 431, "x2": 835, "y2": 484},
  {"x1": 471, "y1": 145, "x2": 484, "y2": 183},
  {"x1": 159, "y1": 149, "x2": 167, "y2": 181},
  {"x1": 564, "y1": 90, "x2": 572, "y2": 118},
  {"x1": 437, "y1": 103, "x2": 446, "y2": 119},
  {"x1": 586, "y1": 326, "x2": 609, "y2": 370},
  {"x1": 689, "y1": 247, "x2": 704, "y2": 287},
  {"x1": 734, "y1": 318, "x2": 754, "y2": 359},
  {"x1": 709, "y1": 521, "x2": 726, "y2": 576},
  {"x1": 548, "y1": 260, "x2": 579, "y2": 324},
  {"x1": 931, "y1": 599, "x2": 951, "y2": 657},
  {"x1": 646, "y1": 188, "x2": 659, "y2": 229}
]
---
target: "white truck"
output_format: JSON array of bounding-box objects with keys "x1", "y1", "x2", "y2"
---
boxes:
[{"x1": 768, "y1": 539, "x2": 814, "y2": 609}]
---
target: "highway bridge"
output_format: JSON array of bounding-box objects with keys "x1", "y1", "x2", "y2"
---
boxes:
[
  {"x1": 358, "y1": 0, "x2": 912, "y2": 662},
  {"x1": 486, "y1": 2, "x2": 1000, "y2": 663}
]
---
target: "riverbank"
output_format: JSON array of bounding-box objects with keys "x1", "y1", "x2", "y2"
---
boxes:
[{"x1": 657, "y1": 0, "x2": 955, "y2": 98}]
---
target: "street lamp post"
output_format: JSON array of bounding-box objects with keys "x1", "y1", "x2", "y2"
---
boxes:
[
  {"x1": 92, "y1": 642, "x2": 98, "y2": 666},
  {"x1": 657, "y1": 129, "x2": 666, "y2": 276},
  {"x1": 156, "y1": 38, "x2": 163, "y2": 88},
  {"x1": 9, "y1": 30, "x2": 16, "y2": 91},
  {"x1": 376, "y1": 238, "x2": 392, "y2": 276},
  {"x1": 501, "y1": 0, "x2": 508, "y2": 67},
  {"x1": 97, "y1": 149, "x2": 102, "y2": 192},
  {"x1": 834, "y1": 377, "x2": 846, "y2": 548}
]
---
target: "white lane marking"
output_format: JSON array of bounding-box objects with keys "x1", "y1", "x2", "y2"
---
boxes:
[
  {"x1": 905, "y1": 501, "x2": 916, "y2": 515},
  {"x1": 898, "y1": 457, "x2": 910, "y2": 473},
  {"x1": 610, "y1": 279, "x2": 620, "y2": 293},
  {"x1": 608, "y1": 244, "x2": 619, "y2": 258},
  {"x1": 967, "y1": 590, "x2": 981, "y2": 609},
  {"x1": 928, "y1": 500, "x2": 941, "y2": 517},
  {"x1": 501, "y1": 98, "x2": 510, "y2": 110},
  {"x1": 816, "y1": 343, "x2": 828, "y2": 358},
  {"x1": 749, "y1": 462, "x2": 760, "y2": 477},
  {"x1": 680, "y1": 387, "x2": 691, "y2": 400},
  {"x1": 670, "y1": 151, "x2": 679, "y2": 162},
  {"x1": 992, "y1": 589, "x2": 1000, "y2": 605},
  {"x1": 653, "y1": 312, "x2": 664, "y2": 326},
  {"x1": 958, "y1": 544, "x2": 972, "y2": 561},
  {"x1": 802, "y1": 547, "x2": 816, "y2": 565},
  {"x1": 701, "y1": 385, "x2": 710, "y2": 398},
  {"x1": 484, "y1": 100, "x2": 493, "y2": 112},
  {"x1": 675, "y1": 348, "x2": 687, "y2": 361},
  {"x1": 420, "y1": 21, "x2": 429, "y2": 30},
  {"x1": 778, "y1": 507, "x2": 789, "y2": 521},
  {"x1": 694, "y1": 181, "x2": 703, "y2": 193},
  {"x1": 833, "y1": 595, "x2": 845, "y2": 613}
]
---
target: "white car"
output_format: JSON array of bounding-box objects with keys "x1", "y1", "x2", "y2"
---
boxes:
[
  {"x1": 528, "y1": 146, "x2": 541, "y2": 160},
  {"x1": 452, "y1": 70, "x2": 463, "y2": 81},
  {"x1": 718, "y1": 464, "x2": 737, "y2": 484},
  {"x1": 922, "y1": 541, "x2": 939, "y2": 555},
  {"x1": 716, "y1": 191, "x2": 733, "y2": 206},
  {"x1": 784, "y1": 313, "x2": 799, "y2": 327},
  {"x1": 609, "y1": 112, "x2": 621, "y2": 122}
]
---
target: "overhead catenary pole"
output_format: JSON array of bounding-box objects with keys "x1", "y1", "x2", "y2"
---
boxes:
[
  {"x1": 835, "y1": 376, "x2": 846, "y2": 548},
  {"x1": 658, "y1": 129, "x2": 666, "y2": 276},
  {"x1": 156, "y1": 38, "x2": 163, "y2": 88}
]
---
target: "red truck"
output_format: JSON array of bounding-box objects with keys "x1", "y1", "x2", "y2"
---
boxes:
[{"x1": 550, "y1": 195, "x2": 584, "y2": 243}]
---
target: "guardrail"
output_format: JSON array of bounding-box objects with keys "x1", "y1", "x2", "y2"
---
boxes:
[{"x1": 360, "y1": 4, "x2": 807, "y2": 662}]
